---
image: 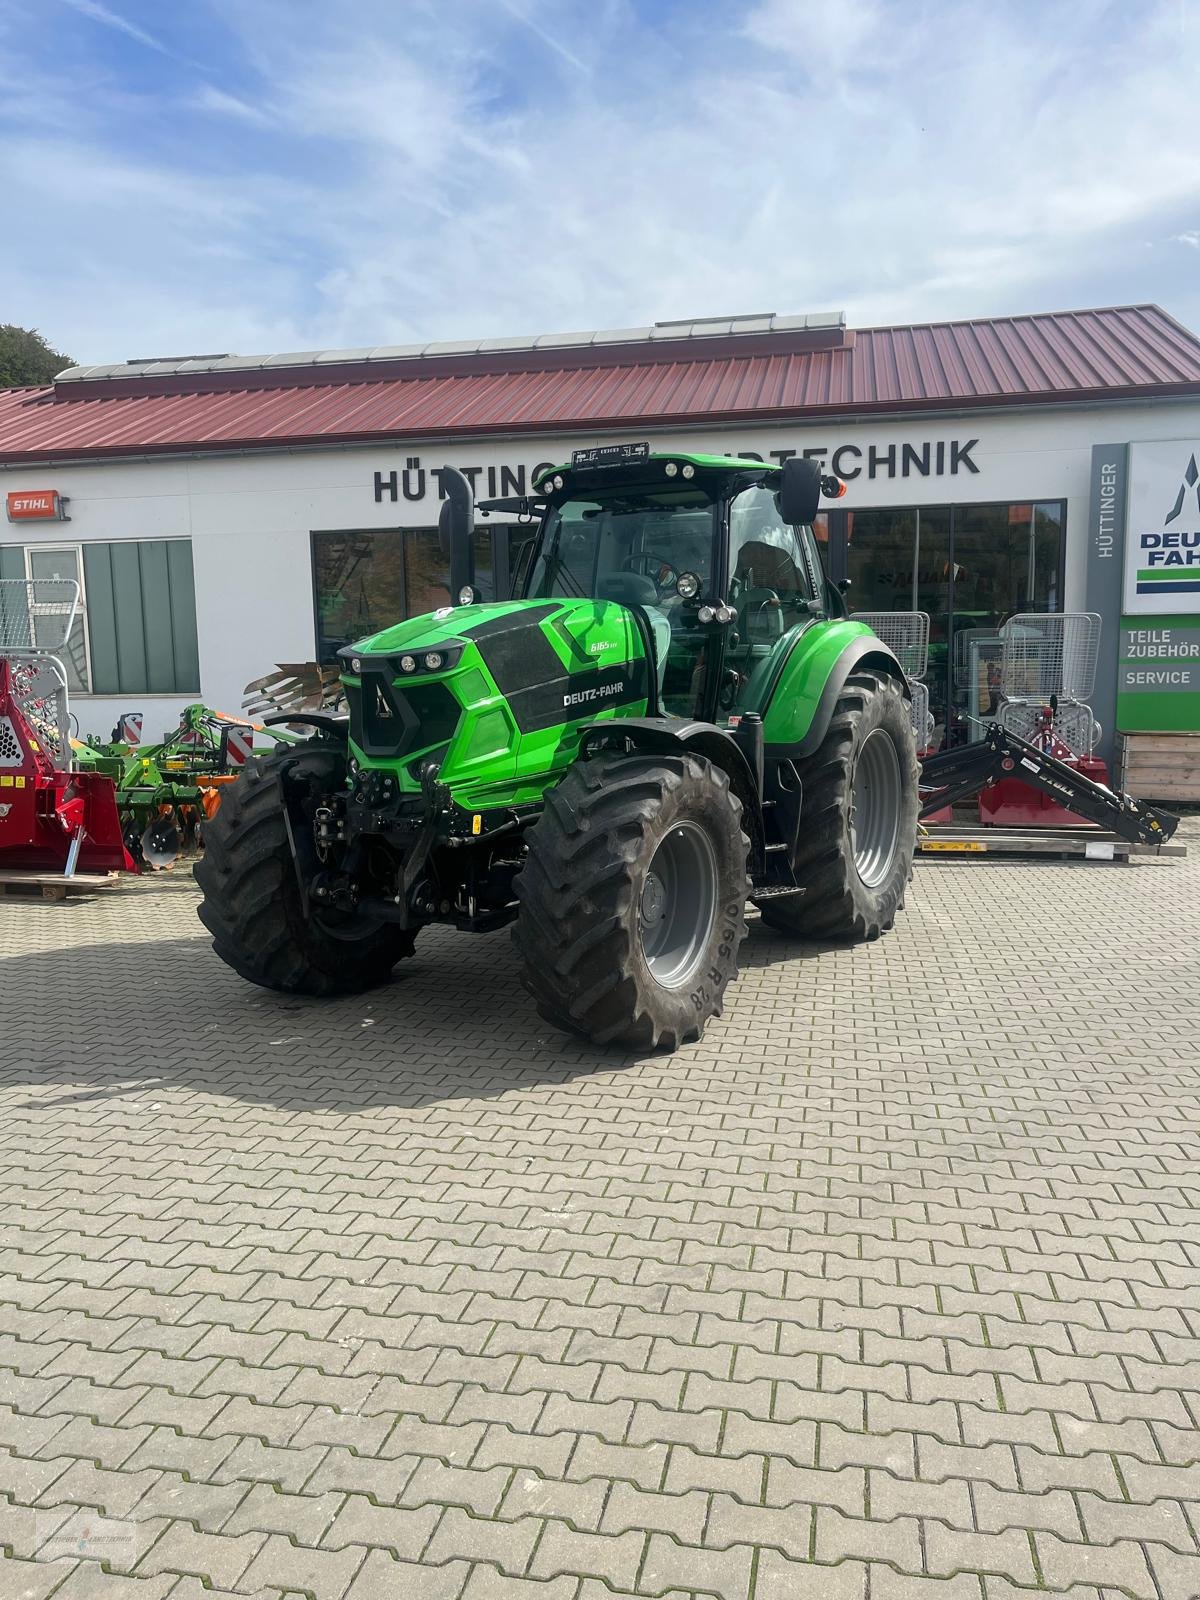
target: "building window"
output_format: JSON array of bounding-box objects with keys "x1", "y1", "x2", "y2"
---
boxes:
[
  {"x1": 25, "y1": 546, "x2": 91, "y2": 692},
  {"x1": 841, "y1": 500, "x2": 1066, "y2": 746},
  {"x1": 0, "y1": 539, "x2": 200, "y2": 695},
  {"x1": 404, "y1": 528, "x2": 494, "y2": 617},
  {"x1": 312, "y1": 530, "x2": 407, "y2": 664},
  {"x1": 311, "y1": 524, "x2": 524, "y2": 663}
]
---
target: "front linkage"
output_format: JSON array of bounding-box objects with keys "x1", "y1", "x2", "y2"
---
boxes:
[
  {"x1": 268, "y1": 720, "x2": 533, "y2": 935},
  {"x1": 919, "y1": 724, "x2": 1179, "y2": 846}
]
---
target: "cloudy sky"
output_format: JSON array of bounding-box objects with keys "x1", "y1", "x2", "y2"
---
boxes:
[{"x1": 1, "y1": 0, "x2": 1197, "y2": 367}]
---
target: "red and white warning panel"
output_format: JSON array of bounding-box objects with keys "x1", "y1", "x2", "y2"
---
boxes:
[
  {"x1": 223, "y1": 725, "x2": 255, "y2": 765},
  {"x1": 117, "y1": 712, "x2": 143, "y2": 745},
  {"x1": 6, "y1": 490, "x2": 69, "y2": 522}
]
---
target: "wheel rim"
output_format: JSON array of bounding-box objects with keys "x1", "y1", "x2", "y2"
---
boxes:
[
  {"x1": 639, "y1": 821, "x2": 718, "y2": 989},
  {"x1": 851, "y1": 728, "x2": 902, "y2": 888}
]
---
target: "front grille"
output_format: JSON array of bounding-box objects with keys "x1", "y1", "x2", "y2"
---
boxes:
[{"x1": 346, "y1": 671, "x2": 462, "y2": 759}]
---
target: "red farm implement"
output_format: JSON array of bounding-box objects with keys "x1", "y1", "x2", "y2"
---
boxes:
[{"x1": 0, "y1": 579, "x2": 133, "y2": 879}]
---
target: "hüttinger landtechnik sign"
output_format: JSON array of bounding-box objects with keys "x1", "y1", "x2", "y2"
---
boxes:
[{"x1": 1124, "y1": 441, "x2": 1200, "y2": 615}]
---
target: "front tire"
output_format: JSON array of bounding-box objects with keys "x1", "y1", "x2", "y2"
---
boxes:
[
  {"x1": 195, "y1": 744, "x2": 416, "y2": 996},
  {"x1": 758, "y1": 670, "x2": 918, "y2": 940},
  {"x1": 514, "y1": 754, "x2": 749, "y2": 1050}
]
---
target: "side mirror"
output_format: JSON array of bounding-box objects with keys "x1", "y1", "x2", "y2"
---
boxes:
[
  {"x1": 779, "y1": 457, "x2": 821, "y2": 525},
  {"x1": 437, "y1": 467, "x2": 476, "y2": 601}
]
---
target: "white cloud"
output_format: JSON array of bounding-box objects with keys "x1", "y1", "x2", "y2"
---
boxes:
[
  {"x1": 58, "y1": 0, "x2": 174, "y2": 56},
  {"x1": 744, "y1": 0, "x2": 897, "y2": 77},
  {"x1": 495, "y1": 0, "x2": 591, "y2": 73},
  {"x1": 191, "y1": 84, "x2": 274, "y2": 125}
]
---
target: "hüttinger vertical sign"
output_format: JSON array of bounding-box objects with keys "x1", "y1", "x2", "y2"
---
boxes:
[
  {"x1": 1124, "y1": 440, "x2": 1200, "y2": 615},
  {"x1": 1085, "y1": 445, "x2": 1128, "y2": 764}
]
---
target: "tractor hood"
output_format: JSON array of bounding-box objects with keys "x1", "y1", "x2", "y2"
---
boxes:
[
  {"x1": 346, "y1": 597, "x2": 645, "y2": 677},
  {"x1": 341, "y1": 597, "x2": 652, "y2": 800},
  {"x1": 349, "y1": 599, "x2": 526, "y2": 657}
]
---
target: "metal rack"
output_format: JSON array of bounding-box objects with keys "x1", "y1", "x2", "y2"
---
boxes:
[
  {"x1": 996, "y1": 697, "x2": 1100, "y2": 756},
  {"x1": 996, "y1": 612, "x2": 1102, "y2": 754},
  {"x1": 0, "y1": 580, "x2": 79, "y2": 772},
  {"x1": 909, "y1": 681, "x2": 935, "y2": 750},
  {"x1": 999, "y1": 612, "x2": 1100, "y2": 701},
  {"x1": 851, "y1": 611, "x2": 934, "y2": 748},
  {"x1": 850, "y1": 611, "x2": 929, "y2": 682},
  {"x1": 953, "y1": 628, "x2": 1005, "y2": 728}
]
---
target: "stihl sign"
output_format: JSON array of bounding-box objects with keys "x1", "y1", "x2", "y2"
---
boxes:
[{"x1": 6, "y1": 490, "x2": 69, "y2": 522}]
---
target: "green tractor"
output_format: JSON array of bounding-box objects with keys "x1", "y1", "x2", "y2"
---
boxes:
[{"x1": 195, "y1": 447, "x2": 919, "y2": 1049}]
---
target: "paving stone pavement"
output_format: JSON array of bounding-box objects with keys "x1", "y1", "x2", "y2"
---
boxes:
[{"x1": 0, "y1": 825, "x2": 1198, "y2": 1600}]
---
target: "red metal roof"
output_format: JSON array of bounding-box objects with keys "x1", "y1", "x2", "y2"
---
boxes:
[{"x1": 1, "y1": 305, "x2": 1198, "y2": 466}]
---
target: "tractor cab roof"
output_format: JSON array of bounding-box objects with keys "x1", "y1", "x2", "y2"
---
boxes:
[{"x1": 532, "y1": 448, "x2": 778, "y2": 501}]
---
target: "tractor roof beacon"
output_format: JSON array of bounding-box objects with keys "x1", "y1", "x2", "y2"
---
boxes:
[{"x1": 195, "y1": 447, "x2": 919, "y2": 1050}]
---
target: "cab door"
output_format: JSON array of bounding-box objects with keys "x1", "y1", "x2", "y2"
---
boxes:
[{"x1": 722, "y1": 484, "x2": 821, "y2": 716}]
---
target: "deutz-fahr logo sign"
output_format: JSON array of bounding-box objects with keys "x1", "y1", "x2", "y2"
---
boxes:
[
  {"x1": 1164, "y1": 453, "x2": 1200, "y2": 528},
  {"x1": 1125, "y1": 444, "x2": 1200, "y2": 613}
]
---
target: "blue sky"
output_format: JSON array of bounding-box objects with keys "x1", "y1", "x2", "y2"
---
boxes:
[{"x1": 1, "y1": 0, "x2": 1198, "y2": 366}]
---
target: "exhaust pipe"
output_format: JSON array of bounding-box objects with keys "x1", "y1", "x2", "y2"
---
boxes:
[{"x1": 437, "y1": 467, "x2": 476, "y2": 604}]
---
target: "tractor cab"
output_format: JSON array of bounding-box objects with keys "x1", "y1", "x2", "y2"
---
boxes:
[{"x1": 475, "y1": 444, "x2": 844, "y2": 724}]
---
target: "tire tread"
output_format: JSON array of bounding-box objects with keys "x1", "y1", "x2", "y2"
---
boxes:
[
  {"x1": 514, "y1": 753, "x2": 749, "y2": 1050},
  {"x1": 194, "y1": 746, "x2": 415, "y2": 996}
]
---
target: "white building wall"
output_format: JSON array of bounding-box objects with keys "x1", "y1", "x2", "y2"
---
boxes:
[{"x1": 3, "y1": 398, "x2": 1200, "y2": 740}]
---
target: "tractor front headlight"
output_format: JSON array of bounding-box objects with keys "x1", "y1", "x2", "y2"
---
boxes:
[
  {"x1": 388, "y1": 643, "x2": 463, "y2": 677},
  {"x1": 681, "y1": 463, "x2": 695, "y2": 478},
  {"x1": 664, "y1": 461, "x2": 678, "y2": 477}
]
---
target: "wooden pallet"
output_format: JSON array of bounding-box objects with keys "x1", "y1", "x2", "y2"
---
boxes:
[
  {"x1": 917, "y1": 825, "x2": 1186, "y2": 862},
  {"x1": 1115, "y1": 732, "x2": 1200, "y2": 803},
  {"x1": 0, "y1": 869, "x2": 121, "y2": 901}
]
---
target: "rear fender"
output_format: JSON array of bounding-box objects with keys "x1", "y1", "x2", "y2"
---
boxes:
[{"x1": 760, "y1": 627, "x2": 910, "y2": 760}]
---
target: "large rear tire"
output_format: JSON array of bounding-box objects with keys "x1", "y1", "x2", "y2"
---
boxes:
[
  {"x1": 514, "y1": 753, "x2": 749, "y2": 1050},
  {"x1": 758, "y1": 670, "x2": 918, "y2": 941},
  {"x1": 194, "y1": 744, "x2": 415, "y2": 996}
]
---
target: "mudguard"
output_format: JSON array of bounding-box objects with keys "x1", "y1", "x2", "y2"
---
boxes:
[{"x1": 757, "y1": 625, "x2": 909, "y2": 760}]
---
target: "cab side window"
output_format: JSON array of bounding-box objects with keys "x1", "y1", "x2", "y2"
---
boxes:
[
  {"x1": 798, "y1": 523, "x2": 827, "y2": 609},
  {"x1": 728, "y1": 485, "x2": 816, "y2": 603},
  {"x1": 728, "y1": 484, "x2": 818, "y2": 652}
]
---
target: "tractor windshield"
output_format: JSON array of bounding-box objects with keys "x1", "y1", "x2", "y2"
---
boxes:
[{"x1": 527, "y1": 483, "x2": 717, "y2": 716}]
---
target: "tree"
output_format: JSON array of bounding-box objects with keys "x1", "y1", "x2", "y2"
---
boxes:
[{"x1": 0, "y1": 325, "x2": 76, "y2": 388}]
